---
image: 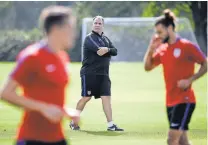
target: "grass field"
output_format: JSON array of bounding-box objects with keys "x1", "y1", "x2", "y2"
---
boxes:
[{"x1": 0, "y1": 62, "x2": 207, "y2": 145}]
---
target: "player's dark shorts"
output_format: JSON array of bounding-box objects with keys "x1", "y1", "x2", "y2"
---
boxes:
[
  {"x1": 81, "y1": 74, "x2": 111, "y2": 99},
  {"x1": 167, "y1": 103, "x2": 195, "y2": 130},
  {"x1": 16, "y1": 139, "x2": 67, "y2": 145}
]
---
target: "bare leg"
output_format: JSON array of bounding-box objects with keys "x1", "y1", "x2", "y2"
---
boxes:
[
  {"x1": 167, "y1": 129, "x2": 183, "y2": 145},
  {"x1": 179, "y1": 131, "x2": 192, "y2": 145},
  {"x1": 76, "y1": 97, "x2": 92, "y2": 112},
  {"x1": 101, "y1": 96, "x2": 112, "y2": 122}
]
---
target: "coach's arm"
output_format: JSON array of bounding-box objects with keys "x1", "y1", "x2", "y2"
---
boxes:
[
  {"x1": 106, "y1": 37, "x2": 117, "y2": 56},
  {"x1": 84, "y1": 35, "x2": 100, "y2": 52}
]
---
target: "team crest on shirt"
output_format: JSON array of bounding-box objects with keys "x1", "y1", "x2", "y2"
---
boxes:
[
  {"x1": 45, "y1": 64, "x2": 56, "y2": 72},
  {"x1": 173, "y1": 48, "x2": 181, "y2": 58}
]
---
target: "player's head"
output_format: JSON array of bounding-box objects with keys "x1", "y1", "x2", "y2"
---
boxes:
[
  {"x1": 39, "y1": 6, "x2": 76, "y2": 50},
  {"x1": 155, "y1": 9, "x2": 176, "y2": 43},
  {"x1": 92, "y1": 16, "x2": 104, "y2": 34}
]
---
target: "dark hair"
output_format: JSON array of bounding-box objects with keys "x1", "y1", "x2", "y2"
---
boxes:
[
  {"x1": 93, "y1": 15, "x2": 104, "y2": 23},
  {"x1": 39, "y1": 6, "x2": 72, "y2": 34},
  {"x1": 155, "y1": 9, "x2": 176, "y2": 30}
]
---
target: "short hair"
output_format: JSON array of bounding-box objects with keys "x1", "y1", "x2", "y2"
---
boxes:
[
  {"x1": 93, "y1": 15, "x2": 104, "y2": 24},
  {"x1": 155, "y1": 9, "x2": 176, "y2": 30},
  {"x1": 39, "y1": 6, "x2": 72, "y2": 34}
]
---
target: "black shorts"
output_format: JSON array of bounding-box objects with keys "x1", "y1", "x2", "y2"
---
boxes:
[
  {"x1": 167, "y1": 103, "x2": 195, "y2": 130},
  {"x1": 81, "y1": 74, "x2": 111, "y2": 99},
  {"x1": 16, "y1": 140, "x2": 67, "y2": 145}
]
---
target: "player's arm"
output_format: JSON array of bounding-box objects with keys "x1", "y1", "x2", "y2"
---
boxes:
[
  {"x1": 0, "y1": 80, "x2": 63, "y2": 123},
  {"x1": 178, "y1": 43, "x2": 207, "y2": 90},
  {"x1": 144, "y1": 46, "x2": 156, "y2": 71},
  {"x1": 0, "y1": 79, "x2": 47, "y2": 112},
  {"x1": 144, "y1": 36, "x2": 162, "y2": 71},
  {"x1": 0, "y1": 55, "x2": 48, "y2": 112},
  {"x1": 0, "y1": 55, "x2": 64, "y2": 123},
  {"x1": 188, "y1": 44, "x2": 207, "y2": 82},
  {"x1": 190, "y1": 60, "x2": 207, "y2": 82}
]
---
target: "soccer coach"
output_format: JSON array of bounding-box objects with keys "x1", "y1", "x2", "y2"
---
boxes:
[{"x1": 70, "y1": 16, "x2": 124, "y2": 131}]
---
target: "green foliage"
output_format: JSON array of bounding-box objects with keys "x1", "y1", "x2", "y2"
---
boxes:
[
  {"x1": 141, "y1": 2, "x2": 194, "y2": 28},
  {"x1": 0, "y1": 28, "x2": 42, "y2": 41},
  {"x1": 0, "y1": 1, "x2": 12, "y2": 10},
  {"x1": 142, "y1": 2, "x2": 159, "y2": 17},
  {"x1": 0, "y1": 1, "x2": 206, "y2": 61},
  {"x1": 0, "y1": 1, "x2": 13, "y2": 17}
]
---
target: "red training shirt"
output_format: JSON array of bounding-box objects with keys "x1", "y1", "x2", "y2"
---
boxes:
[
  {"x1": 152, "y1": 38, "x2": 206, "y2": 107},
  {"x1": 10, "y1": 41, "x2": 70, "y2": 142}
]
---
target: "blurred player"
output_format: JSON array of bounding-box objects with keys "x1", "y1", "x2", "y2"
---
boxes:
[
  {"x1": 70, "y1": 16, "x2": 124, "y2": 131},
  {"x1": 144, "y1": 9, "x2": 207, "y2": 145},
  {"x1": 0, "y1": 6, "x2": 79, "y2": 145}
]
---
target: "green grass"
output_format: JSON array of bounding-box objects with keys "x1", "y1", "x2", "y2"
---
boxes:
[{"x1": 0, "y1": 62, "x2": 207, "y2": 145}]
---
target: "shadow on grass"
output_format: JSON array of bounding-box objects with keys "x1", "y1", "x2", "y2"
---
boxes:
[
  {"x1": 80, "y1": 130, "x2": 125, "y2": 136},
  {"x1": 76, "y1": 129, "x2": 207, "y2": 139}
]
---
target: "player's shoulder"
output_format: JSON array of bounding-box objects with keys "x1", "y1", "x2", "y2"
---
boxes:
[
  {"x1": 17, "y1": 41, "x2": 47, "y2": 62},
  {"x1": 178, "y1": 38, "x2": 195, "y2": 46},
  {"x1": 178, "y1": 38, "x2": 199, "y2": 50},
  {"x1": 59, "y1": 50, "x2": 70, "y2": 63}
]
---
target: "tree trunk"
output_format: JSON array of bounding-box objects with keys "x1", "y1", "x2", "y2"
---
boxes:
[{"x1": 190, "y1": 1, "x2": 207, "y2": 55}]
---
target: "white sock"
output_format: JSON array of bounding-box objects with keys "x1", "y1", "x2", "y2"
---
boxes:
[{"x1": 108, "y1": 121, "x2": 114, "y2": 127}]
